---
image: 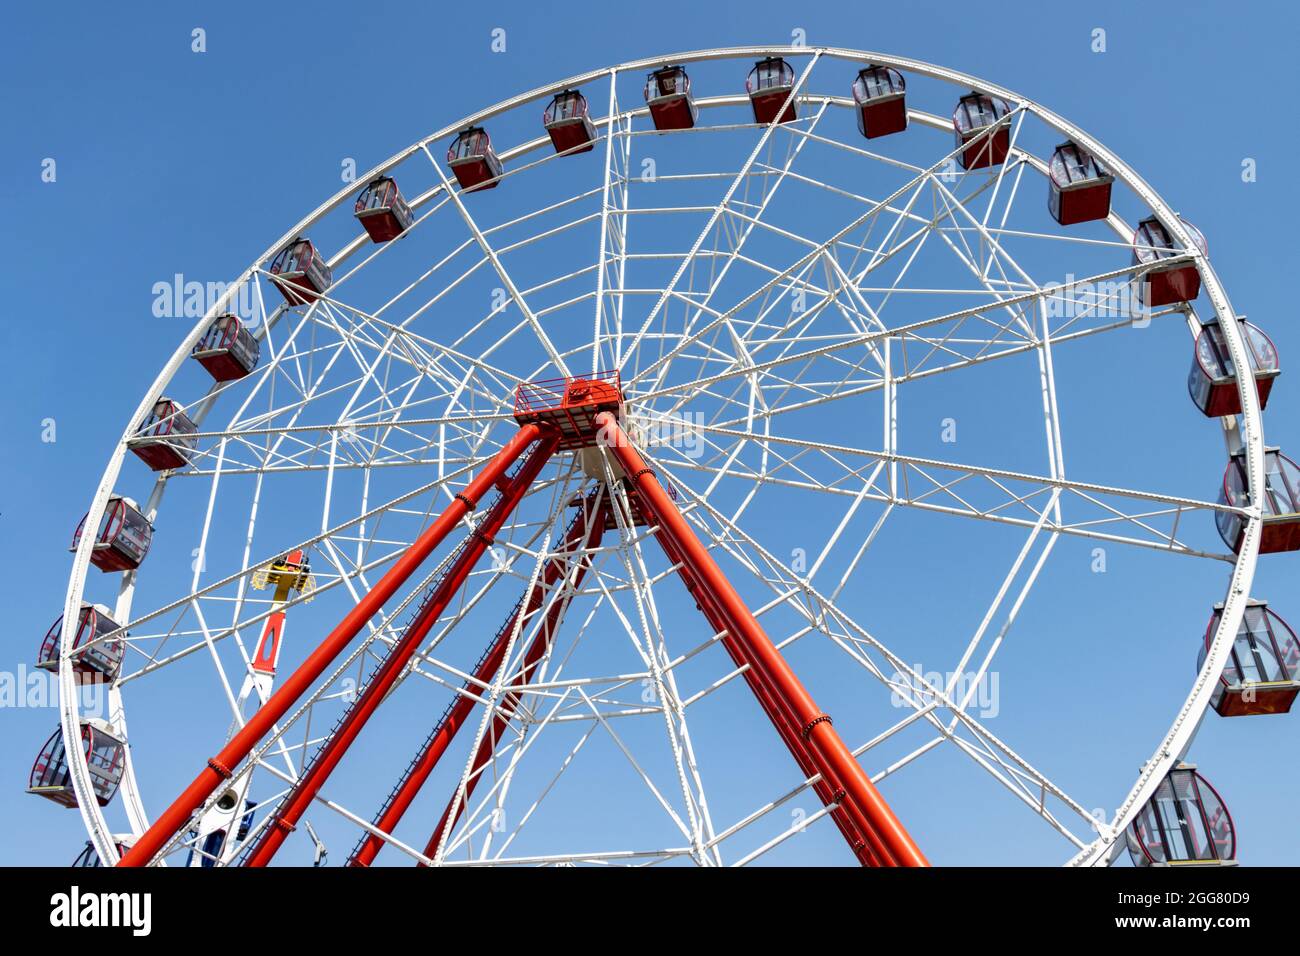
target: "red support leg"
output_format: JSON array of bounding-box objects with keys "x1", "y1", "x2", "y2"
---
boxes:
[
  {"x1": 595, "y1": 412, "x2": 928, "y2": 868},
  {"x1": 348, "y1": 495, "x2": 605, "y2": 866},
  {"x1": 117, "y1": 425, "x2": 547, "y2": 867},
  {"x1": 656, "y1": 532, "x2": 880, "y2": 866},
  {"x1": 418, "y1": 498, "x2": 604, "y2": 863},
  {"x1": 240, "y1": 432, "x2": 560, "y2": 866}
]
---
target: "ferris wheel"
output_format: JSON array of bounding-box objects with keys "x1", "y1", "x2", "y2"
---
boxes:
[{"x1": 35, "y1": 46, "x2": 1300, "y2": 868}]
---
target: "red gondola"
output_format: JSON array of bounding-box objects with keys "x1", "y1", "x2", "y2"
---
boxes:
[
  {"x1": 37, "y1": 602, "x2": 124, "y2": 683},
  {"x1": 1047, "y1": 142, "x2": 1113, "y2": 225},
  {"x1": 644, "y1": 65, "x2": 698, "y2": 131},
  {"x1": 1126, "y1": 764, "x2": 1235, "y2": 866},
  {"x1": 130, "y1": 397, "x2": 197, "y2": 471},
  {"x1": 192, "y1": 313, "x2": 260, "y2": 382},
  {"x1": 746, "y1": 57, "x2": 796, "y2": 125},
  {"x1": 544, "y1": 89, "x2": 597, "y2": 155},
  {"x1": 28, "y1": 720, "x2": 126, "y2": 809},
  {"x1": 1199, "y1": 601, "x2": 1300, "y2": 717},
  {"x1": 952, "y1": 92, "x2": 1011, "y2": 170},
  {"x1": 71, "y1": 495, "x2": 153, "y2": 573},
  {"x1": 1188, "y1": 316, "x2": 1279, "y2": 418},
  {"x1": 852, "y1": 65, "x2": 907, "y2": 139},
  {"x1": 354, "y1": 176, "x2": 414, "y2": 243},
  {"x1": 514, "y1": 371, "x2": 624, "y2": 450},
  {"x1": 268, "y1": 237, "x2": 332, "y2": 306},
  {"x1": 447, "y1": 127, "x2": 503, "y2": 192},
  {"x1": 1217, "y1": 448, "x2": 1300, "y2": 554},
  {"x1": 1132, "y1": 216, "x2": 1206, "y2": 308}
]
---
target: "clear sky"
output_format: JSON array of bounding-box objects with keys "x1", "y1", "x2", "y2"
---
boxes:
[{"x1": 2, "y1": 0, "x2": 1298, "y2": 867}]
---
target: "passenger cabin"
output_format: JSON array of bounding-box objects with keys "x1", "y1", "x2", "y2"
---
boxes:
[
  {"x1": 852, "y1": 65, "x2": 907, "y2": 139},
  {"x1": 1199, "y1": 600, "x2": 1300, "y2": 717},
  {"x1": 447, "y1": 127, "x2": 503, "y2": 192},
  {"x1": 747, "y1": 57, "x2": 796, "y2": 125},
  {"x1": 37, "y1": 603, "x2": 124, "y2": 683},
  {"x1": 1047, "y1": 142, "x2": 1113, "y2": 225},
  {"x1": 252, "y1": 548, "x2": 315, "y2": 595},
  {"x1": 192, "y1": 313, "x2": 260, "y2": 382},
  {"x1": 1189, "y1": 316, "x2": 1279, "y2": 418},
  {"x1": 28, "y1": 720, "x2": 126, "y2": 809},
  {"x1": 644, "y1": 65, "x2": 698, "y2": 131},
  {"x1": 354, "y1": 176, "x2": 414, "y2": 243},
  {"x1": 72, "y1": 495, "x2": 152, "y2": 573},
  {"x1": 952, "y1": 93, "x2": 1011, "y2": 170},
  {"x1": 1132, "y1": 216, "x2": 1206, "y2": 308},
  {"x1": 544, "y1": 90, "x2": 597, "y2": 154},
  {"x1": 130, "y1": 398, "x2": 197, "y2": 472},
  {"x1": 1217, "y1": 448, "x2": 1300, "y2": 554},
  {"x1": 514, "y1": 371, "x2": 624, "y2": 450},
  {"x1": 1126, "y1": 764, "x2": 1235, "y2": 866},
  {"x1": 269, "y1": 238, "x2": 332, "y2": 306}
]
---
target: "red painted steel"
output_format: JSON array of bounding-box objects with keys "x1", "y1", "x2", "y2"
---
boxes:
[
  {"x1": 417, "y1": 500, "x2": 605, "y2": 862},
  {"x1": 594, "y1": 412, "x2": 928, "y2": 867},
  {"x1": 349, "y1": 496, "x2": 604, "y2": 866},
  {"x1": 513, "y1": 371, "x2": 623, "y2": 450},
  {"x1": 241, "y1": 433, "x2": 560, "y2": 866},
  {"x1": 117, "y1": 425, "x2": 545, "y2": 867},
  {"x1": 251, "y1": 612, "x2": 285, "y2": 674},
  {"x1": 656, "y1": 530, "x2": 879, "y2": 865}
]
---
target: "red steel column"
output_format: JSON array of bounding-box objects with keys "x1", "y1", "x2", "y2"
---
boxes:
[
  {"x1": 595, "y1": 412, "x2": 928, "y2": 868},
  {"x1": 242, "y1": 432, "x2": 560, "y2": 866},
  {"x1": 350, "y1": 498, "x2": 604, "y2": 866},
  {"x1": 118, "y1": 425, "x2": 545, "y2": 867},
  {"x1": 419, "y1": 503, "x2": 605, "y2": 863},
  {"x1": 656, "y1": 531, "x2": 879, "y2": 866}
]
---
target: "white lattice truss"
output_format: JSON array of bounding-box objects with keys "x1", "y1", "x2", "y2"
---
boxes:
[{"x1": 57, "y1": 47, "x2": 1266, "y2": 868}]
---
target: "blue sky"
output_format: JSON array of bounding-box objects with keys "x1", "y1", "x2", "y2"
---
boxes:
[{"x1": 2, "y1": 0, "x2": 1299, "y2": 867}]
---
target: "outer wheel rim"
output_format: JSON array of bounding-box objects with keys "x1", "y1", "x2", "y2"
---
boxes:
[{"x1": 56, "y1": 46, "x2": 1265, "y2": 867}]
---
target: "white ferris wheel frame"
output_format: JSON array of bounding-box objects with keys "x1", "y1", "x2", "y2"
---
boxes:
[{"x1": 54, "y1": 45, "x2": 1267, "y2": 868}]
